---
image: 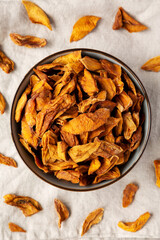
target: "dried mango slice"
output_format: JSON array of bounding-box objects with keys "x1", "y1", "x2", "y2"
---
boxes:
[
  {"x1": 49, "y1": 160, "x2": 78, "y2": 171},
  {"x1": 154, "y1": 160, "x2": 160, "y2": 187},
  {"x1": 141, "y1": 56, "x2": 160, "y2": 72},
  {"x1": 88, "y1": 157, "x2": 101, "y2": 175},
  {"x1": 93, "y1": 166, "x2": 120, "y2": 184},
  {"x1": 30, "y1": 74, "x2": 40, "y2": 87},
  {"x1": 113, "y1": 7, "x2": 147, "y2": 33},
  {"x1": 96, "y1": 76, "x2": 116, "y2": 100},
  {"x1": 4, "y1": 194, "x2": 42, "y2": 217},
  {"x1": 98, "y1": 117, "x2": 121, "y2": 138},
  {"x1": 78, "y1": 91, "x2": 106, "y2": 113},
  {"x1": 22, "y1": 0, "x2": 52, "y2": 30},
  {"x1": 104, "y1": 131, "x2": 115, "y2": 143},
  {"x1": 89, "y1": 100, "x2": 116, "y2": 113},
  {"x1": 80, "y1": 56, "x2": 102, "y2": 71},
  {"x1": 57, "y1": 141, "x2": 68, "y2": 161},
  {"x1": 100, "y1": 59, "x2": 121, "y2": 78},
  {"x1": 80, "y1": 132, "x2": 88, "y2": 144},
  {"x1": 36, "y1": 89, "x2": 52, "y2": 111},
  {"x1": 54, "y1": 199, "x2": 69, "y2": 228},
  {"x1": 55, "y1": 169, "x2": 80, "y2": 183},
  {"x1": 0, "y1": 50, "x2": 14, "y2": 74},
  {"x1": 25, "y1": 98, "x2": 37, "y2": 127},
  {"x1": 0, "y1": 153, "x2": 17, "y2": 167},
  {"x1": 10, "y1": 33, "x2": 47, "y2": 48},
  {"x1": 59, "y1": 106, "x2": 78, "y2": 120},
  {"x1": 123, "y1": 71, "x2": 136, "y2": 95},
  {"x1": 61, "y1": 131, "x2": 79, "y2": 147},
  {"x1": 114, "y1": 109, "x2": 123, "y2": 136},
  {"x1": 123, "y1": 112, "x2": 137, "y2": 140},
  {"x1": 15, "y1": 84, "x2": 31, "y2": 122},
  {"x1": 79, "y1": 69, "x2": 99, "y2": 96},
  {"x1": 76, "y1": 83, "x2": 83, "y2": 102},
  {"x1": 0, "y1": 92, "x2": 6, "y2": 114},
  {"x1": 96, "y1": 156, "x2": 119, "y2": 176},
  {"x1": 70, "y1": 16, "x2": 101, "y2": 42},
  {"x1": 81, "y1": 208, "x2": 104, "y2": 236},
  {"x1": 62, "y1": 108, "x2": 110, "y2": 135},
  {"x1": 132, "y1": 112, "x2": 139, "y2": 127},
  {"x1": 122, "y1": 183, "x2": 138, "y2": 207},
  {"x1": 112, "y1": 77, "x2": 124, "y2": 95},
  {"x1": 118, "y1": 212, "x2": 151, "y2": 232},
  {"x1": 115, "y1": 91, "x2": 133, "y2": 112},
  {"x1": 8, "y1": 222, "x2": 26, "y2": 232},
  {"x1": 53, "y1": 50, "x2": 82, "y2": 64},
  {"x1": 21, "y1": 116, "x2": 38, "y2": 149}
]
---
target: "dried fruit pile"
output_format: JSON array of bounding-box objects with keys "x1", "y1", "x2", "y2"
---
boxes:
[{"x1": 14, "y1": 50, "x2": 144, "y2": 186}]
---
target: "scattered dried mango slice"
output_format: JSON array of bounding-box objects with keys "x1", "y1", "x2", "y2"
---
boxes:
[
  {"x1": 141, "y1": 56, "x2": 160, "y2": 72},
  {"x1": 54, "y1": 199, "x2": 69, "y2": 228},
  {"x1": 10, "y1": 33, "x2": 47, "y2": 48},
  {"x1": 22, "y1": 0, "x2": 52, "y2": 30},
  {"x1": 154, "y1": 160, "x2": 160, "y2": 188},
  {"x1": 81, "y1": 208, "x2": 104, "y2": 236},
  {"x1": 118, "y1": 212, "x2": 151, "y2": 232},
  {"x1": 0, "y1": 50, "x2": 14, "y2": 73},
  {"x1": 70, "y1": 16, "x2": 101, "y2": 42},
  {"x1": 8, "y1": 222, "x2": 26, "y2": 232},
  {"x1": 4, "y1": 194, "x2": 42, "y2": 217},
  {"x1": 113, "y1": 7, "x2": 147, "y2": 33},
  {"x1": 122, "y1": 183, "x2": 138, "y2": 207},
  {"x1": 0, "y1": 92, "x2": 6, "y2": 114},
  {"x1": 0, "y1": 153, "x2": 17, "y2": 167}
]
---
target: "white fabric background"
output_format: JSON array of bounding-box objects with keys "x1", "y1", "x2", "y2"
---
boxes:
[{"x1": 0, "y1": 0, "x2": 160, "y2": 239}]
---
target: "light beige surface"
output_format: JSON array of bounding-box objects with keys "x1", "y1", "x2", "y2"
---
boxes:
[{"x1": 0, "y1": 0, "x2": 159, "y2": 239}]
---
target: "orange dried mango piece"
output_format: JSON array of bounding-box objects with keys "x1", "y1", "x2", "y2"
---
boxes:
[
  {"x1": 100, "y1": 59, "x2": 121, "y2": 78},
  {"x1": 78, "y1": 91, "x2": 106, "y2": 113},
  {"x1": 122, "y1": 183, "x2": 138, "y2": 207},
  {"x1": 154, "y1": 160, "x2": 160, "y2": 188},
  {"x1": 115, "y1": 91, "x2": 133, "y2": 112},
  {"x1": 93, "y1": 166, "x2": 120, "y2": 184},
  {"x1": 96, "y1": 76, "x2": 116, "y2": 100},
  {"x1": 62, "y1": 108, "x2": 110, "y2": 135},
  {"x1": 36, "y1": 89, "x2": 52, "y2": 111},
  {"x1": 8, "y1": 222, "x2": 26, "y2": 232},
  {"x1": 79, "y1": 69, "x2": 99, "y2": 96},
  {"x1": 112, "y1": 76, "x2": 124, "y2": 95},
  {"x1": 22, "y1": 0, "x2": 52, "y2": 30},
  {"x1": 81, "y1": 208, "x2": 104, "y2": 236},
  {"x1": 0, "y1": 92, "x2": 6, "y2": 114},
  {"x1": 49, "y1": 160, "x2": 78, "y2": 171},
  {"x1": 0, "y1": 153, "x2": 17, "y2": 167},
  {"x1": 57, "y1": 141, "x2": 68, "y2": 161},
  {"x1": 96, "y1": 156, "x2": 119, "y2": 176},
  {"x1": 123, "y1": 71, "x2": 136, "y2": 95},
  {"x1": 104, "y1": 131, "x2": 115, "y2": 143},
  {"x1": 118, "y1": 212, "x2": 151, "y2": 232},
  {"x1": 0, "y1": 50, "x2": 14, "y2": 74},
  {"x1": 70, "y1": 16, "x2": 101, "y2": 42},
  {"x1": 30, "y1": 74, "x2": 40, "y2": 87},
  {"x1": 61, "y1": 131, "x2": 79, "y2": 147},
  {"x1": 123, "y1": 112, "x2": 137, "y2": 140},
  {"x1": 25, "y1": 98, "x2": 37, "y2": 127},
  {"x1": 10, "y1": 33, "x2": 47, "y2": 48},
  {"x1": 80, "y1": 132, "x2": 88, "y2": 145},
  {"x1": 54, "y1": 199, "x2": 69, "y2": 228},
  {"x1": 4, "y1": 194, "x2": 42, "y2": 217},
  {"x1": 15, "y1": 84, "x2": 31, "y2": 122},
  {"x1": 141, "y1": 56, "x2": 160, "y2": 72},
  {"x1": 55, "y1": 169, "x2": 80, "y2": 183},
  {"x1": 80, "y1": 56, "x2": 102, "y2": 71},
  {"x1": 88, "y1": 157, "x2": 101, "y2": 175},
  {"x1": 113, "y1": 7, "x2": 147, "y2": 33},
  {"x1": 114, "y1": 109, "x2": 123, "y2": 136},
  {"x1": 53, "y1": 50, "x2": 82, "y2": 64}
]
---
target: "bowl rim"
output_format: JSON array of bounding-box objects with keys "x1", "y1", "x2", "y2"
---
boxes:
[{"x1": 11, "y1": 48, "x2": 151, "y2": 192}]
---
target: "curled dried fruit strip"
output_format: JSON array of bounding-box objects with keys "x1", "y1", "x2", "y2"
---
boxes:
[
  {"x1": 81, "y1": 208, "x2": 104, "y2": 236},
  {"x1": 122, "y1": 183, "x2": 138, "y2": 208},
  {"x1": 0, "y1": 50, "x2": 14, "y2": 73},
  {"x1": 118, "y1": 212, "x2": 151, "y2": 232},
  {"x1": 10, "y1": 33, "x2": 47, "y2": 48},
  {"x1": 0, "y1": 92, "x2": 6, "y2": 114},
  {"x1": 4, "y1": 194, "x2": 42, "y2": 217},
  {"x1": 113, "y1": 7, "x2": 147, "y2": 33},
  {"x1": 70, "y1": 15, "x2": 101, "y2": 42},
  {"x1": 154, "y1": 160, "x2": 160, "y2": 187},
  {"x1": 141, "y1": 56, "x2": 160, "y2": 72},
  {"x1": 8, "y1": 222, "x2": 26, "y2": 232},
  {"x1": 0, "y1": 153, "x2": 17, "y2": 167},
  {"x1": 22, "y1": 0, "x2": 52, "y2": 30},
  {"x1": 54, "y1": 199, "x2": 69, "y2": 228}
]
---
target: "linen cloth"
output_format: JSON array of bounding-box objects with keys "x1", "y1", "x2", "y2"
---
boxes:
[{"x1": 0, "y1": 0, "x2": 160, "y2": 239}]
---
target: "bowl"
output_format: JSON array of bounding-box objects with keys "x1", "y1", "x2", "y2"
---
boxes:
[{"x1": 11, "y1": 48, "x2": 151, "y2": 191}]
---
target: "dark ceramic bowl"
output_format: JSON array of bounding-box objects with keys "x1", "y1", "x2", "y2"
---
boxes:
[{"x1": 11, "y1": 48, "x2": 151, "y2": 191}]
